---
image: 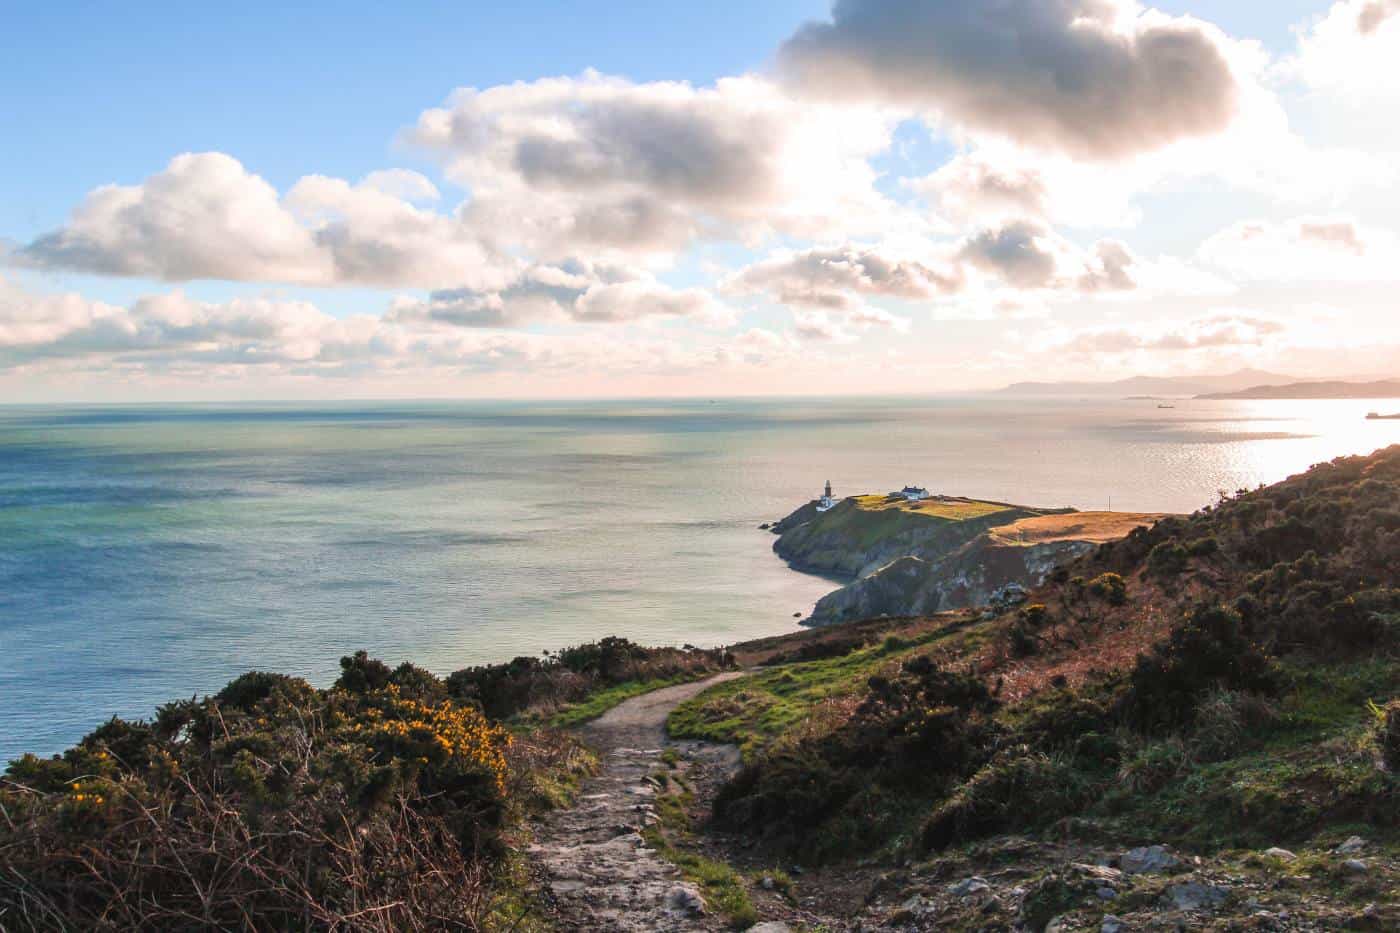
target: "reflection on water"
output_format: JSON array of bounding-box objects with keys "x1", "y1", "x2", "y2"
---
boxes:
[{"x1": 1, "y1": 395, "x2": 1397, "y2": 760}]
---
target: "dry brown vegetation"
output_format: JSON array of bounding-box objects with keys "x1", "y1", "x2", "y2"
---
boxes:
[{"x1": 987, "y1": 510, "x2": 1176, "y2": 547}]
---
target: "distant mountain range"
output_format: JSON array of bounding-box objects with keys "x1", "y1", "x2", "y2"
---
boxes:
[
  {"x1": 1197, "y1": 379, "x2": 1400, "y2": 400},
  {"x1": 993, "y1": 368, "x2": 1298, "y2": 398}
]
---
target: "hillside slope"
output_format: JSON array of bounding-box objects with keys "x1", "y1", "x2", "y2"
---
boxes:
[
  {"x1": 673, "y1": 446, "x2": 1400, "y2": 928},
  {"x1": 1198, "y1": 379, "x2": 1400, "y2": 399}
]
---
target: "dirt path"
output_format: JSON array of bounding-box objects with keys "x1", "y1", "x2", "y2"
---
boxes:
[{"x1": 527, "y1": 673, "x2": 758, "y2": 932}]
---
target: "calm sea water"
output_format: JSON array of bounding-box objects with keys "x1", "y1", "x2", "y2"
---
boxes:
[{"x1": 3, "y1": 396, "x2": 1398, "y2": 761}]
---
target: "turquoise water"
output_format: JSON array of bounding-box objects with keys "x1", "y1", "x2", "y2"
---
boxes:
[{"x1": 2, "y1": 396, "x2": 1398, "y2": 761}]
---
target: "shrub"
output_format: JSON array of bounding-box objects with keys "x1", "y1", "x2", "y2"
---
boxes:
[
  {"x1": 1087, "y1": 572, "x2": 1128, "y2": 606},
  {"x1": 920, "y1": 750, "x2": 1092, "y2": 852},
  {"x1": 335, "y1": 649, "x2": 392, "y2": 693},
  {"x1": 1122, "y1": 604, "x2": 1276, "y2": 732},
  {"x1": 446, "y1": 638, "x2": 728, "y2": 720},
  {"x1": 0, "y1": 662, "x2": 514, "y2": 929},
  {"x1": 1376, "y1": 700, "x2": 1400, "y2": 773},
  {"x1": 1009, "y1": 622, "x2": 1039, "y2": 658},
  {"x1": 1190, "y1": 689, "x2": 1279, "y2": 761},
  {"x1": 389, "y1": 661, "x2": 449, "y2": 703},
  {"x1": 1187, "y1": 536, "x2": 1220, "y2": 557},
  {"x1": 715, "y1": 659, "x2": 999, "y2": 858},
  {"x1": 1147, "y1": 541, "x2": 1189, "y2": 577}
]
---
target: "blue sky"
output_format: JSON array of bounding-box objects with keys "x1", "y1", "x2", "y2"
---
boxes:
[
  {"x1": 2, "y1": 0, "x2": 823, "y2": 234},
  {"x1": 3, "y1": 1, "x2": 1400, "y2": 400}
]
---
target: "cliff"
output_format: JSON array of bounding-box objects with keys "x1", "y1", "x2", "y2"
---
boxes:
[
  {"x1": 771, "y1": 493, "x2": 1059, "y2": 579},
  {"x1": 772, "y1": 491, "x2": 1168, "y2": 626}
]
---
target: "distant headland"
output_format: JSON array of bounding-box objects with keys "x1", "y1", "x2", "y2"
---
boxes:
[
  {"x1": 768, "y1": 481, "x2": 1171, "y2": 626},
  {"x1": 1197, "y1": 379, "x2": 1400, "y2": 400}
]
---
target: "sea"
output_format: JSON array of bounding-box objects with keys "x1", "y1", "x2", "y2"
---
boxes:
[{"x1": 3, "y1": 396, "x2": 1398, "y2": 761}]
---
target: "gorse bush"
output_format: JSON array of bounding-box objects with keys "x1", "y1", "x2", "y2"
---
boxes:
[
  {"x1": 1087, "y1": 572, "x2": 1128, "y2": 606},
  {"x1": 1147, "y1": 540, "x2": 1189, "y2": 577},
  {"x1": 0, "y1": 658, "x2": 514, "y2": 931},
  {"x1": 446, "y1": 637, "x2": 729, "y2": 720}
]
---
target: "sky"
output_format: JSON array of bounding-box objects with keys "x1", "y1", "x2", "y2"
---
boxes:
[{"x1": 3, "y1": 0, "x2": 1400, "y2": 401}]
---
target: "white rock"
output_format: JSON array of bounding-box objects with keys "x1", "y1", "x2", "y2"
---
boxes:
[
  {"x1": 1336, "y1": 836, "x2": 1367, "y2": 855},
  {"x1": 948, "y1": 876, "x2": 991, "y2": 897},
  {"x1": 748, "y1": 923, "x2": 793, "y2": 933},
  {"x1": 1119, "y1": 845, "x2": 1180, "y2": 874},
  {"x1": 1263, "y1": 847, "x2": 1296, "y2": 861},
  {"x1": 1101, "y1": 916, "x2": 1127, "y2": 933},
  {"x1": 1342, "y1": 858, "x2": 1369, "y2": 874}
]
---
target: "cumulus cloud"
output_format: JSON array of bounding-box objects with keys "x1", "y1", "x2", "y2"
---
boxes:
[
  {"x1": 1357, "y1": 0, "x2": 1400, "y2": 33},
  {"x1": 955, "y1": 220, "x2": 1231, "y2": 299},
  {"x1": 790, "y1": 306, "x2": 909, "y2": 343},
  {"x1": 1199, "y1": 217, "x2": 1400, "y2": 281},
  {"x1": 958, "y1": 222, "x2": 1067, "y2": 290},
  {"x1": 1292, "y1": 0, "x2": 1400, "y2": 98},
  {"x1": 0, "y1": 278, "x2": 344, "y2": 369},
  {"x1": 915, "y1": 155, "x2": 1050, "y2": 224},
  {"x1": 777, "y1": 0, "x2": 1245, "y2": 160},
  {"x1": 405, "y1": 72, "x2": 907, "y2": 257},
  {"x1": 388, "y1": 261, "x2": 734, "y2": 328},
  {"x1": 0, "y1": 276, "x2": 759, "y2": 380},
  {"x1": 723, "y1": 244, "x2": 962, "y2": 311},
  {"x1": 1046, "y1": 313, "x2": 1287, "y2": 355},
  {"x1": 17, "y1": 153, "x2": 509, "y2": 290}
]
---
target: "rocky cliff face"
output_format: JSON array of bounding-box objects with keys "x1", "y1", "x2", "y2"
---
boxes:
[
  {"x1": 772, "y1": 496, "x2": 1168, "y2": 627},
  {"x1": 771, "y1": 497, "x2": 1046, "y2": 579},
  {"x1": 805, "y1": 538, "x2": 1094, "y2": 626}
]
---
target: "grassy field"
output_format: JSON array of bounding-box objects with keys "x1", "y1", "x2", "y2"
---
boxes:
[
  {"x1": 668, "y1": 615, "x2": 985, "y2": 760},
  {"x1": 546, "y1": 672, "x2": 713, "y2": 728},
  {"x1": 986, "y1": 510, "x2": 1174, "y2": 547},
  {"x1": 851, "y1": 493, "x2": 1018, "y2": 522}
]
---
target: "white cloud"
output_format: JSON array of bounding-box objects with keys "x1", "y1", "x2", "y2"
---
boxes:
[
  {"x1": 387, "y1": 261, "x2": 734, "y2": 328},
  {"x1": 954, "y1": 220, "x2": 1228, "y2": 298},
  {"x1": 0, "y1": 276, "x2": 759, "y2": 380},
  {"x1": 778, "y1": 0, "x2": 1248, "y2": 160},
  {"x1": 1199, "y1": 216, "x2": 1400, "y2": 281},
  {"x1": 405, "y1": 72, "x2": 909, "y2": 258},
  {"x1": 723, "y1": 244, "x2": 962, "y2": 311},
  {"x1": 17, "y1": 153, "x2": 510, "y2": 290},
  {"x1": 1293, "y1": 0, "x2": 1400, "y2": 97},
  {"x1": 790, "y1": 307, "x2": 909, "y2": 343},
  {"x1": 1041, "y1": 312, "x2": 1288, "y2": 355}
]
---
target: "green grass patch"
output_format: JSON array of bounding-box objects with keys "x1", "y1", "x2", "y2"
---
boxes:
[
  {"x1": 643, "y1": 827, "x2": 758, "y2": 929},
  {"x1": 668, "y1": 621, "x2": 974, "y2": 759},
  {"x1": 852, "y1": 493, "x2": 1015, "y2": 522},
  {"x1": 546, "y1": 673, "x2": 707, "y2": 728},
  {"x1": 642, "y1": 774, "x2": 758, "y2": 928}
]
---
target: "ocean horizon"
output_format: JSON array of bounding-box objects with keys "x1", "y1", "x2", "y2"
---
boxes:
[{"x1": 3, "y1": 394, "x2": 1398, "y2": 762}]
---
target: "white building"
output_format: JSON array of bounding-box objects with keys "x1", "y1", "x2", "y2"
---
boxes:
[
  {"x1": 817, "y1": 479, "x2": 837, "y2": 512},
  {"x1": 897, "y1": 485, "x2": 931, "y2": 501}
]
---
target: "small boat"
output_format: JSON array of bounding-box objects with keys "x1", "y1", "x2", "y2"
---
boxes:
[{"x1": 1157, "y1": 404, "x2": 1175, "y2": 409}]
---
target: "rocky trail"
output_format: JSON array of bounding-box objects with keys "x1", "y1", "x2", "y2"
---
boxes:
[{"x1": 528, "y1": 673, "x2": 795, "y2": 932}]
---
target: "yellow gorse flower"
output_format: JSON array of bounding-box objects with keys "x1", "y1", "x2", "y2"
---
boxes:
[{"x1": 349, "y1": 691, "x2": 512, "y2": 794}]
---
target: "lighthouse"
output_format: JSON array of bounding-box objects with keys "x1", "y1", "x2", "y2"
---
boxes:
[{"x1": 817, "y1": 479, "x2": 837, "y2": 512}]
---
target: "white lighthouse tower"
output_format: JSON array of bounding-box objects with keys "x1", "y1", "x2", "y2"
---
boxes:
[{"x1": 817, "y1": 479, "x2": 837, "y2": 512}]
